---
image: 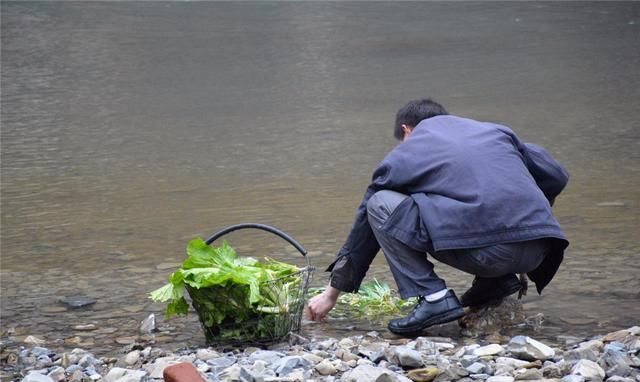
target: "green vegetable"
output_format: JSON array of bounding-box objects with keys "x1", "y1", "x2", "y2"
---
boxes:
[
  {"x1": 310, "y1": 279, "x2": 416, "y2": 316},
  {"x1": 149, "y1": 238, "x2": 304, "y2": 343}
]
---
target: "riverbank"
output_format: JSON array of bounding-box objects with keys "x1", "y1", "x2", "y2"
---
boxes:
[{"x1": 5, "y1": 325, "x2": 638, "y2": 382}]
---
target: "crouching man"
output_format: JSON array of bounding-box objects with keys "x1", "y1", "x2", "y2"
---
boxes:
[{"x1": 307, "y1": 99, "x2": 569, "y2": 335}]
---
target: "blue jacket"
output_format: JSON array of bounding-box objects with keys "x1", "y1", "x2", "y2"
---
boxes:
[{"x1": 328, "y1": 115, "x2": 569, "y2": 294}]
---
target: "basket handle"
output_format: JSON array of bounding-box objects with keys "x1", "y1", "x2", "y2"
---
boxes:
[{"x1": 204, "y1": 223, "x2": 309, "y2": 265}]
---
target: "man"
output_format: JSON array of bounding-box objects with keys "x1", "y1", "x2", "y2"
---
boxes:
[{"x1": 307, "y1": 99, "x2": 569, "y2": 335}]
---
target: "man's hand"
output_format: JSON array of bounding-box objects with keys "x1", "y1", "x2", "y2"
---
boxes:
[{"x1": 306, "y1": 285, "x2": 341, "y2": 321}]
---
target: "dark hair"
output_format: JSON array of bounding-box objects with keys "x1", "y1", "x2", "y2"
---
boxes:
[{"x1": 394, "y1": 99, "x2": 448, "y2": 140}]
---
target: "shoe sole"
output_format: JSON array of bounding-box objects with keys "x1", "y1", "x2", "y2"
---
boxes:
[{"x1": 388, "y1": 307, "x2": 466, "y2": 335}]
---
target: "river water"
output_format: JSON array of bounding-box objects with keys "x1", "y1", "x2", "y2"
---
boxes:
[{"x1": 1, "y1": 2, "x2": 639, "y2": 356}]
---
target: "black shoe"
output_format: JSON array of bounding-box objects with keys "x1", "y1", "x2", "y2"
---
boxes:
[
  {"x1": 460, "y1": 274, "x2": 522, "y2": 308},
  {"x1": 387, "y1": 290, "x2": 465, "y2": 335}
]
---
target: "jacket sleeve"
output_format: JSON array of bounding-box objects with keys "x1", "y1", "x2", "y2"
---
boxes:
[
  {"x1": 520, "y1": 142, "x2": 570, "y2": 205},
  {"x1": 327, "y1": 158, "x2": 408, "y2": 293}
]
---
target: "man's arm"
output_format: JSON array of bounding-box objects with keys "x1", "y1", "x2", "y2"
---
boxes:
[{"x1": 520, "y1": 142, "x2": 569, "y2": 205}]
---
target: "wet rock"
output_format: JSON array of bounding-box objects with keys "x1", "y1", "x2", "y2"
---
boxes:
[
  {"x1": 342, "y1": 364, "x2": 399, "y2": 382},
  {"x1": 59, "y1": 296, "x2": 97, "y2": 309},
  {"x1": 24, "y1": 335, "x2": 46, "y2": 346},
  {"x1": 507, "y1": 336, "x2": 555, "y2": 361},
  {"x1": 139, "y1": 314, "x2": 156, "y2": 334},
  {"x1": 571, "y1": 359, "x2": 605, "y2": 382},
  {"x1": 459, "y1": 298, "x2": 525, "y2": 335},
  {"x1": 72, "y1": 324, "x2": 97, "y2": 331}
]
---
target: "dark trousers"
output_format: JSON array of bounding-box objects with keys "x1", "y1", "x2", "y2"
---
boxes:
[{"x1": 366, "y1": 190, "x2": 549, "y2": 298}]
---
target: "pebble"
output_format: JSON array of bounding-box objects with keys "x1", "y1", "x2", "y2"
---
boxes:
[
  {"x1": 473, "y1": 344, "x2": 504, "y2": 357},
  {"x1": 4, "y1": 325, "x2": 639, "y2": 382},
  {"x1": 507, "y1": 336, "x2": 555, "y2": 361}
]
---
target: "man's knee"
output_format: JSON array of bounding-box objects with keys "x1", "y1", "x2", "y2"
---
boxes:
[{"x1": 366, "y1": 190, "x2": 408, "y2": 221}]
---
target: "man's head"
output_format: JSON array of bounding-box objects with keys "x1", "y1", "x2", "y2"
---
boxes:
[{"x1": 394, "y1": 99, "x2": 448, "y2": 141}]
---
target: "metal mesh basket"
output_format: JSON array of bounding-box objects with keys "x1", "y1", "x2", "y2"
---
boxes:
[{"x1": 186, "y1": 223, "x2": 314, "y2": 346}]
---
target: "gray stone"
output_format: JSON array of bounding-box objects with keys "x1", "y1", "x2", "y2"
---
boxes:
[
  {"x1": 358, "y1": 343, "x2": 389, "y2": 362},
  {"x1": 248, "y1": 350, "x2": 284, "y2": 364},
  {"x1": 513, "y1": 368, "x2": 543, "y2": 380},
  {"x1": 34, "y1": 355, "x2": 52, "y2": 369},
  {"x1": 470, "y1": 374, "x2": 490, "y2": 380},
  {"x1": 466, "y1": 362, "x2": 487, "y2": 374},
  {"x1": 207, "y1": 354, "x2": 238, "y2": 369},
  {"x1": 78, "y1": 354, "x2": 99, "y2": 368},
  {"x1": 434, "y1": 365, "x2": 469, "y2": 382},
  {"x1": 240, "y1": 366, "x2": 264, "y2": 382},
  {"x1": 565, "y1": 348, "x2": 599, "y2": 362},
  {"x1": 46, "y1": 367, "x2": 65, "y2": 382},
  {"x1": 342, "y1": 364, "x2": 399, "y2": 382},
  {"x1": 389, "y1": 346, "x2": 423, "y2": 368},
  {"x1": 22, "y1": 372, "x2": 55, "y2": 382},
  {"x1": 508, "y1": 336, "x2": 556, "y2": 361},
  {"x1": 271, "y1": 356, "x2": 312, "y2": 376},
  {"x1": 542, "y1": 364, "x2": 563, "y2": 378},
  {"x1": 571, "y1": 359, "x2": 605, "y2": 382}
]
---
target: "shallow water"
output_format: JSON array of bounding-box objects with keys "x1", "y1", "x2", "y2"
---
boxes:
[{"x1": 1, "y1": 2, "x2": 639, "y2": 355}]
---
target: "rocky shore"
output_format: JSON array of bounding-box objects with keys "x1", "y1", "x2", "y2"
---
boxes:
[{"x1": 4, "y1": 325, "x2": 638, "y2": 382}]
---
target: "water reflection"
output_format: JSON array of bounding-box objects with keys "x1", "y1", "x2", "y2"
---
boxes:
[{"x1": 1, "y1": 1, "x2": 639, "y2": 355}]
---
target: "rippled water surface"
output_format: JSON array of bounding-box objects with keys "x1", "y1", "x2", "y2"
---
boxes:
[{"x1": 2, "y1": 2, "x2": 639, "y2": 355}]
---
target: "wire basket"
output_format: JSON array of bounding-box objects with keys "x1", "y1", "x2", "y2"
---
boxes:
[{"x1": 186, "y1": 223, "x2": 314, "y2": 346}]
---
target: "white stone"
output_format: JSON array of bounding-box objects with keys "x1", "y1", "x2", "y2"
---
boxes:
[
  {"x1": 124, "y1": 350, "x2": 140, "y2": 366},
  {"x1": 24, "y1": 336, "x2": 46, "y2": 346},
  {"x1": 389, "y1": 346, "x2": 423, "y2": 368},
  {"x1": 571, "y1": 359, "x2": 605, "y2": 382},
  {"x1": 315, "y1": 359, "x2": 337, "y2": 375},
  {"x1": 342, "y1": 364, "x2": 399, "y2": 382},
  {"x1": 495, "y1": 357, "x2": 531, "y2": 369},
  {"x1": 21, "y1": 372, "x2": 55, "y2": 382},
  {"x1": 508, "y1": 336, "x2": 555, "y2": 361},
  {"x1": 486, "y1": 376, "x2": 515, "y2": 382},
  {"x1": 473, "y1": 344, "x2": 504, "y2": 357},
  {"x1": 145, "y1": 356, "x2": 178, "y2": 379},
  {"x1": 196, "y1": 348, "x2": 220, "y2": 361},
  {"x1": 104, "y1": 368, "x2": 147, "y2": 382}
]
